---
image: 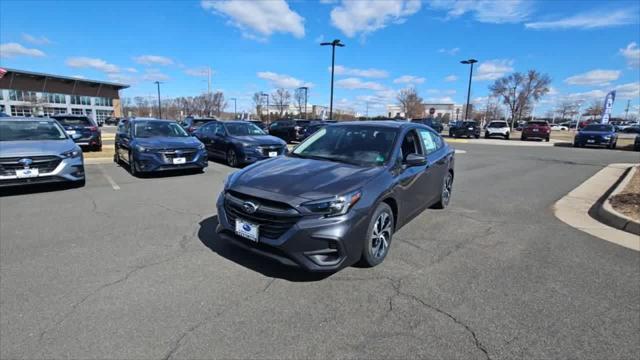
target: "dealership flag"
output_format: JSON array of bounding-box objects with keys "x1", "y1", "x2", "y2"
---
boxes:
[
  {"x1": 600, "y1": 90, "x2": 616, "y2": 124},
  {"x1": 0, "y1": 68, "x2": 7, "y2": 79}
]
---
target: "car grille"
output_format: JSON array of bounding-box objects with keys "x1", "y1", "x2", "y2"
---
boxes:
[
  {"x1": 157, "y1": 148, "x2": 198, "y2": 162},
  {"x1": 0, "y1": 156, "x2": 62, "y2": 176},
  {"x1": 224, "y1": 190, "x2": 300, "y2": 239},
  {"x1": 257, "y1": 145, "x2": 284, "y2": 157}
]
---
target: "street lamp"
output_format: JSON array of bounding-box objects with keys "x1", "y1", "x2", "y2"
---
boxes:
[
  {"x1": 320, "y1": 39, "x2": 345, "y2": 120},
  {"x1": 460, "y1": 59, "x2": 478, "y2": 121},
  {"x1": 260, "y1": 92, "x2": 270, "y2": 123},
  {"x1": 154, "y1": 81, "x2": 162, "y2": 119},
  {"x1": 297, "y1": 86, "x2": 308, "y2": 119},
  {"x1": 230, "y1": 97, "x2": 237, "y2": 119}
]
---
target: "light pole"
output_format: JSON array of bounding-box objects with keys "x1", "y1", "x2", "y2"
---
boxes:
[
  {"x1": 460, "y1": 59, "x2": 477, "y2": 121},
  {"x1": 230, "y1": 97, "x2": 237, "y2": 119},
  {"x1": 260, "y1": 92, "x2": 270, "y2": 123},
  {"x1": 321, "y1": 39, "x2": 345, "y2": 120},
  {"x1": 154, "y1": 81, "x2": 162, "y2": 119},
  {"x1": 298, "y1": 86, "x2": 308, "y2": 119}
]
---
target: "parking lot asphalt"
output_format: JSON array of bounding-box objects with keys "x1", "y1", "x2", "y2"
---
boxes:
[{"x1": 1, "y1": 145, "x2": 639, "y2": 359}]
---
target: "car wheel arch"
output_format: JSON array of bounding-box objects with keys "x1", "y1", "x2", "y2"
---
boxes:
[{"x1": 380, "y1": 197, "x2": 398, "y2": 230}]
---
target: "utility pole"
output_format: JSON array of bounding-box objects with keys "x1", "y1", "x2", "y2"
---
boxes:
[
  {"x1": 207, "y1": 67, "x2": 211, "y2": 95},
  {"x1": 321, "y1": 39, "x2": 345, "y2": 120},
  {"x1": 260, "y1": 92, "x2": 270, "y2": 124},
  {"x1": 365, "y1": 101, "x2": 370, "y2": 119},
  {"x1": 230, "y1": 97, "x2": 237, "y2": 119},
  {"x1": 460, "y1": 59, "x2": 478, "y2": 121},
  {"x1": 298, "y1": 86, "x2": 308, "y2": 120},
  {"x1": 154, "y1": 81, "x2": 162, "y2": 119},
  {"x1": 625, "y1": 100, "x2": 630, "y2": 121}
]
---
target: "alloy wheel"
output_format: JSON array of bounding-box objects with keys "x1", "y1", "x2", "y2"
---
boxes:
[
  {"x1": 371, "y1": 212, "x2": 392, "y2": 259},
  {"x1": 442, "y1": 173, "x2": 453, "y2": 207},
  {"x1": 227, "y1": 149, "x2": 238, "y2": 167}
]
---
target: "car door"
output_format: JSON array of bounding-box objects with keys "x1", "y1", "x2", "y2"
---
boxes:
[
  {"x1": 211, "y1": 123, "x2": 229, "y2": 157},
  {"x1": 118, "y1": 121, "x2": 133, "y2": 161},
  {"x1": 418, "y1": 128, "x2": 449, "y2": 205},
  {"x1": 392, "y1": 128, "x2": 434, "y2": 223},
  {"x1": 195, "y1": 123, "x2": 215, "y2": 154}
]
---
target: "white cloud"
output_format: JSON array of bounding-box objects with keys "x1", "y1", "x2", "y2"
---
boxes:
[
  {"x1": 108, "y1": 73, "x2": 136, "y2": 84},
  {"x1": 356, "y1": 89, "x2": 399, "y2": 105},
  {"x1": 427, "y1": 88, "x2": 456, "y2": 95},
  {"x1": 330, "y1": 0, "x2": 421, "y2": 38},
  {"x1": 201, "y1": 0, "x2": 305, "y2": 40},
  {"x1": 314, "y1": 34, "x2": 325, "y2": 43},
  {"x1": 393, "y1": 75, "x2": 425, "y2": 84},
  {"x1": 0, "y1": 42, "x2": 45, "y2": 58},
  {"x1": 563, "y1": 89, "x2": 607, "y2": 102},
  {"x1": 185, "y1": 67, "x2": 212, "y2": 77},
  {"x1": 141, "y1": 70, "x2": 170, "y2": 82},
  {"x1": 333, "y1": 65, "x2": 388, "y2": 78},
  {"x1": 66, "y1": 57, "x2": 119, "y2": 73},
  {"x1": 425, "y1": 96, "x2": 455, "y2": 104},
  {"x1": 257, "y1": 71, "x2": 312, "y2": 88},
  {"x1": 444, "y1": 74, "x2": 458, "y2": 82},
  {"x1": 71, "y1": 75, "x2": 86, "y2": 79},
  {"x1": 564, "y1": 69, "x2": 621, "y2": 86},
  {"x1": 336, "y1": 77, "x2": 385, "y2": 91},
  {"x1": 526, "y1": 9, "x2": 637, "y2": 30},
  {"x1": 133, "y1": 55, "x2": 174, "y2": 66},
  {"x1": 615, "y1": 82, "x2": 640, "y2": 99},
  {"x1": 620, "y1": 42, "x2": 640, "y2": 68},
  {"x1": 438, "y1": 47, "x2": 460, "y2": 55},
  {"x1": 474, "y1": 59, "x2": 514, "y2": 81},
  {"x1": 428, "y1": 0, "x2": 532, "y2": 23},
  {"x1": 21, "y1": 33, "x2": 51, "y2": 45},
  {"x1": 125, "y1": 67, "x2": 138, "y2": 73}
]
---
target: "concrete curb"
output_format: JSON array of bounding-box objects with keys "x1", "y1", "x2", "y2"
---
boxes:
[
  {"x1": 85, "y1": 157, "x2": 114, "y2": 165},
  {"x1": 553, "y1": 163, "x2": 640, "y2": 251},
  {"x1": 597, "y1": 166, "x2": 640, "y2": 235}
]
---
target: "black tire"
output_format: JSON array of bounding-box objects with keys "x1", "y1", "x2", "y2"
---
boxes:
[
  {"x1": 432, "y1": 171, "x2": 453, "y2": 209},
  {"x1": 611, "y1": 142, "x2": 617, "y2": 149},
  {"x1": 226, "y1": 148, "x2": 239, "y2": 167},
  {"x1": 573, "y1": 142, "x2": 579, "y2": 147},
  {"x1": 521, "y1": 135, "x2": 526, "y2": 141},
  {"x1": 360, "y1": 203, "x2": 394, "y2": 268},
  {"x1": 474, "y1": 134, "x2": 480, "y2": 139},
  {"x1": 128, "y1": 151, "x2": 138, "y2": 176},
  {"x1": 545, "y1": 137, "x2": 550, "y2": 142},
  {"x1": 113, "y1": 152, "x2": 119, "y2": 164},
  {"x1": 505, "y1": 133, "x2": 510, "y2": 140},
  {"x1": 485, "y1": 133, "x2": 489, "y2": 139}
]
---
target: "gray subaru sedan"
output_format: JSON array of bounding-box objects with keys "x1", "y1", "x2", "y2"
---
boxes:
[{"x1": 0, "y1": 117, "x2": 85, "y2": 187}]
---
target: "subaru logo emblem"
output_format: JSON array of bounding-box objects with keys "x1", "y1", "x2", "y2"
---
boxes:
[
  {"x1": 18, "y1": 158, "x2": 33, "y2": 168},
  {"x1": 242, "y1": 201, "x2": 259, "y2": 214},
  {"x1": 242, "y1": 224, "x2": 251, "y2": 232}
]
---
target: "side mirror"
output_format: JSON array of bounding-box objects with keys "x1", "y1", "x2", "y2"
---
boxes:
[
  {"x1": 405, "y1": 153, "x2": 427, "y2": 167},
  {"x1": 72, "y1": 133, "x2": 82, "y2": 140}
]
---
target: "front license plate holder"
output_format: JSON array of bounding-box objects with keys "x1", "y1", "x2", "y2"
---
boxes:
[{"x1": 235, "y1": 218, "x2": 259, "y2": 242}]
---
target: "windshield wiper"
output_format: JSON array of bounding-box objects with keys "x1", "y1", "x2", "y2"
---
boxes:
[{"x1": 292, "y1": 153, "x2": 360, "y2": 165}]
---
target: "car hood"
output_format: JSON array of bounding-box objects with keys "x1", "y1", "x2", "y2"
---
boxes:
[
  {"x1": 134, "y1": 137, "x2": 202, "y2": 149},
  {"x1": 230, "y1": 156, "x2": 384, "y2": 203},
  {"x1": 230, "y1": 135, "x2": 285, "y2": 146},
  {"x1": 0, "y1": 140, "x2": 77, "y2": 157},
  {"x1": 577, "y1": 131, "x2": 614, "y2": 136}
]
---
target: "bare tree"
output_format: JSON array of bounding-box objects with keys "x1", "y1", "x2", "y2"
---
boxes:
[
  {"x1": 585, "y1": 100, "x2": 603, "y2": 120},
  {"x1": 271, "y1": 88, "x2": 290, "y2": 118},
  {"x1": 252, "y1": 92, "x2": 264, "y2": 119},
  {"x1": 133, "y1": 96, "x2": 151, "y2": 117},
  {"x1": 554, "y1": 100, "x2": 579, "y2": 122},
  {"x1": 293, "y1": 88, "x2": 306, "y2": 116},
  {"x1": 397, "y1": 88, "x2": 425, "y2": 119},
  {"x1": 490, "y1": 70, "x2": 551, "y2": 128}
]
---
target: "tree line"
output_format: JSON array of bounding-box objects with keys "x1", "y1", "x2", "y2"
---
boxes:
[{"x1": 121, "y1": 92, "x2": 227, "y2": 119}]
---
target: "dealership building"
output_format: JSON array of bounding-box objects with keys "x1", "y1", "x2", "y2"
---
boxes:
[
  {"x1": 387, "y1": 103, "x2": 464, "y2": 120},
  {"x1": 0, "y1": 68, "x2": 129, "y2": 124}
]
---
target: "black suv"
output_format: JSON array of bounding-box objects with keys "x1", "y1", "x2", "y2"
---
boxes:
[
  {"x1": 51, "y1": 114, "x2": 102, "y2": 151},
  {"x1": 411, "y1": 118, "x2": 443, "y2": 133},
  {"x1": 182, "y1": 117, "x2": 218, "y2": 135},
  {"x1": 268, "y1": 120, "x2": 314, "y2": 143},
  {"x1": 449, "y1": 121, "x2": 480, "y2": 138}
]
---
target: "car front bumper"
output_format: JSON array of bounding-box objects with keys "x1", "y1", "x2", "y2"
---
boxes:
[
  {"x1": 133, "y1": 149, "x2": 208, "y2": 172},
  {"x1": 73, "y1": 134, "x2": 101, "y2": 147},
  {"x1": 239, "y1": 146, "x2": 287, "y2": 165},
  {"x1": 0, "y1": 156, "x2": 85, "y2": 187},
  {"x1": 215, "y1": 192, "x2": 369, "y2": 272},
  {"x1": 574, "y1": 136, "x2": 614, "y2": 147},
  {"x1": 486, "y1": 129, "x2": 509, "y2": 136}
]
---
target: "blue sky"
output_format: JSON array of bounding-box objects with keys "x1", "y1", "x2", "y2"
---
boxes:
[{"x1": 1, "y1": 0, "x2": 639, "y2": 116}]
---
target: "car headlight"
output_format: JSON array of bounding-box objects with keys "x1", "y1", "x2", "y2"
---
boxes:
[
  {"x1": 302, "y1": 190, "x2": 362, "y2": 217},
  {"x1": 223, "y1": 171, "x2": 241, "y2": 190},
  {"x1": 603, "y1": 135, "x2": 611, "y2": 139},
  {"x1": 135, "y1": 144, "x2": 149, "y2": 152},
  {"x1": 197, "y1": 142, "x2": 205, "y2": 150},
  {"x1": 60, "y1": 149, "x2": 81, "y2": 158}
]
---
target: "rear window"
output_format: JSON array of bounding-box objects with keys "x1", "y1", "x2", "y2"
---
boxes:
[
  {"x1": 192, "y1": 119, "x2": 216, "y2": 126},
  {"x1": 53, "y1": 116, "x2": 92, "y2": 126},
  {"x1": 488, "y1": 122, "x2": 508, "y2": 128},
  {"x1": 527, "y1": 121, "x2": 548, "y2": 126},
  {"x1": 462, "y1": 121, "x2": 476, "y2": 126}
]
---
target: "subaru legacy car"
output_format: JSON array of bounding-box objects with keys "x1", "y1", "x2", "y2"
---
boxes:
[
  {"x1": 194, "y1": 121, "x2": 287, "y2": 167},
  {"x1": 114, "y1": 118, "x2": 207, "y2": 176},
  {"x1": 50, "y1": 114, "x2": 102, "y2": 151},
  {"x1": 573, "y1": 124, "x2": 618, "y2": 149},
  {"x1": 216, "y1": 121, "x2": 455, "y2": 272},
  {"x1": 449, "y1": 120, "x2": 480, "y2": 138},
  {"x1": 0, "y1": 117, "x2": 85, "y2": 187},
  {"x1": 484, "y1": 120, "x2": 511, "y2": 139}
]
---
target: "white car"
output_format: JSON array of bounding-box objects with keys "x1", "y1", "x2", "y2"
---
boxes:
[
  {"x1": 484, "y1": 121, "x2": 510, "y2": 139},
  {"x1": 550, "y1": 124, "x2": 568, "y2": 131}
]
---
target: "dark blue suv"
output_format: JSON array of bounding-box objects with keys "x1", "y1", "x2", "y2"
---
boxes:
[
  {"x1": 114, "y1": 118, "x2": 207, "y2": 176},
  {"x1": 573, "y1": 124, "x2": 618, "y2": 149}
]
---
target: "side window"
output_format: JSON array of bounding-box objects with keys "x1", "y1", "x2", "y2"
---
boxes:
[
  {"x1": 399, "y1": 130, "x2": 423, "y2": 162},
  {"x1": 215, "y1": 124, "x2": 225, "y2": 136},
  {"x1": 123, "y1": 121, "x2": 131, "y2": 136},
  {"x1": 270, "y1": 122, "x2": 280, "y2": 130},
  {"x1": 419, "y1": 129, "x2": 443, "y2": 155}
]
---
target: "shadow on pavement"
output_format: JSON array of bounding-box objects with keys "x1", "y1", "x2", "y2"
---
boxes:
[
  {"x1": 197, "y1": 215, "x2": 332, "y2": 282},
  {"x1": 0, "y1": 182, "x2": 81, "y2": 197}
]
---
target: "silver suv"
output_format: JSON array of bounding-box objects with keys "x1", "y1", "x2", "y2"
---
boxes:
[{"x1": 0, "y1": 117, "x2": 85, "y2": 187}]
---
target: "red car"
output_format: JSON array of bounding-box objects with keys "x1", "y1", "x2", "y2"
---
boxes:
[{"x1": 521, "y1": 120, "x2": 551, "y2": 142}]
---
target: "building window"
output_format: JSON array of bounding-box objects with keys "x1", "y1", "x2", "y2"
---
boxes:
[
  {"x1": 71, "y1": 108, "x2": 84, "y2": 115},
  {"x1": 9, "y1": 90, "x2": 38, "y2": 102},
  {"x1": 70, "y1": 95, "x2": 91, "y2": 105},
  {"x1": 96, "y1": 110, "x2": 113, "y2": 122},
  {"x1": 85, "y1": 109, "x2": 92, "y2": 117},
  {"x1": 94, "y1": 97, "x2": 113, "y2": 107},
  {"x1": 43, "y1": 107, "x2": 68, "y2": 116},
  {"x1": 11, "y1": 106, "x2": 33, "y2": 117},
  {"x1": 0, "y1": 105, "x2": 5, "y2": 113},
  {"x1": 44, "y1": 93, "x2": 67, "y2": 104},
  {"x1": 0, "y1": 90, "x2": 4, "y2": 100}
]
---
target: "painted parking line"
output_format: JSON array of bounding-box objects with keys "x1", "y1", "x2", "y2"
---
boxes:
[
  {"x1": 455, "y1": 149, "x2": 467, "y2": 154},
  {"x1": 98, "y1": 165, "x2": 120, "y2": 190},
  {"x1": 445, "y1": 139, "x2": 468, "y2": 143}
]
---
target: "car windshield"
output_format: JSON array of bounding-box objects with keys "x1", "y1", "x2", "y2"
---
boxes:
[
  {"x1": 527, "y1": 121, "x2": 548, "y2": 126},
  {"x1": 225, "y1": 123, "x2": 266, "y2": 136},
  {"x1": 463, "y1": 121, "x2": 476, "y2": 126},
  {"x1": 0, "y1": 120, "x2": 67, "y2": 141},
  {"x1": 192, "y1": 119, "x2": 216, "y2": 126},
  {"x1": 583, "y1": 124, "x2": 613, "y2": 132},
  {"x1": 53, "y1": 116, "x2": 92, "y2": 126},
  {"x1": 488, "y1": 122, "x2": 508, "y2": 128},
  {"x1": 134, "y1": 121, "x2": 188, "y2": 138},
  {"x1": 292, "y1": 125, "x2": 397, "y2": 166}
]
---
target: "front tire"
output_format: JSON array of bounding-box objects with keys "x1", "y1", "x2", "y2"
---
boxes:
[
  {"x1": 360, "y1": 203, "x2": 394, "y2": 268},
  {"x1": 432, "y1": 171, "x2": 453, "y2": 209},
  {"x1": 545, "y1": 136, "x2": 550, "y2": 142},
  {"x1": 226, "y1": 148, "x2": 239, "y2": 167},
  {"x1": 128, "y1": 151, "x2": 138, "y2": 176},
  {"x1": 505, "y1": 133, "x2": 510, "y2": 140}
]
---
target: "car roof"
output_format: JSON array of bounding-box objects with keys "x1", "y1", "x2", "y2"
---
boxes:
[
  {"x1": 130, "y1": 118, "x2": 176, "y2": 123},
  {"x1": 332, "y1": 121, "x2": 415, "y2": 129},
  {"x1": 0, "y1": 116, "x2": 57, "y2": 121}
]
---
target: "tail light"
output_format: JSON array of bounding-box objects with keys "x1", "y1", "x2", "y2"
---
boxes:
[{"x1": 87, "y1": 126, "x2": 98, "y2": 131}]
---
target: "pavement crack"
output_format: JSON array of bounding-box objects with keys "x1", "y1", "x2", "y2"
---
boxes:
[{"x1": 262, "y1": 278, "x2": 276, "y2": 292}]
